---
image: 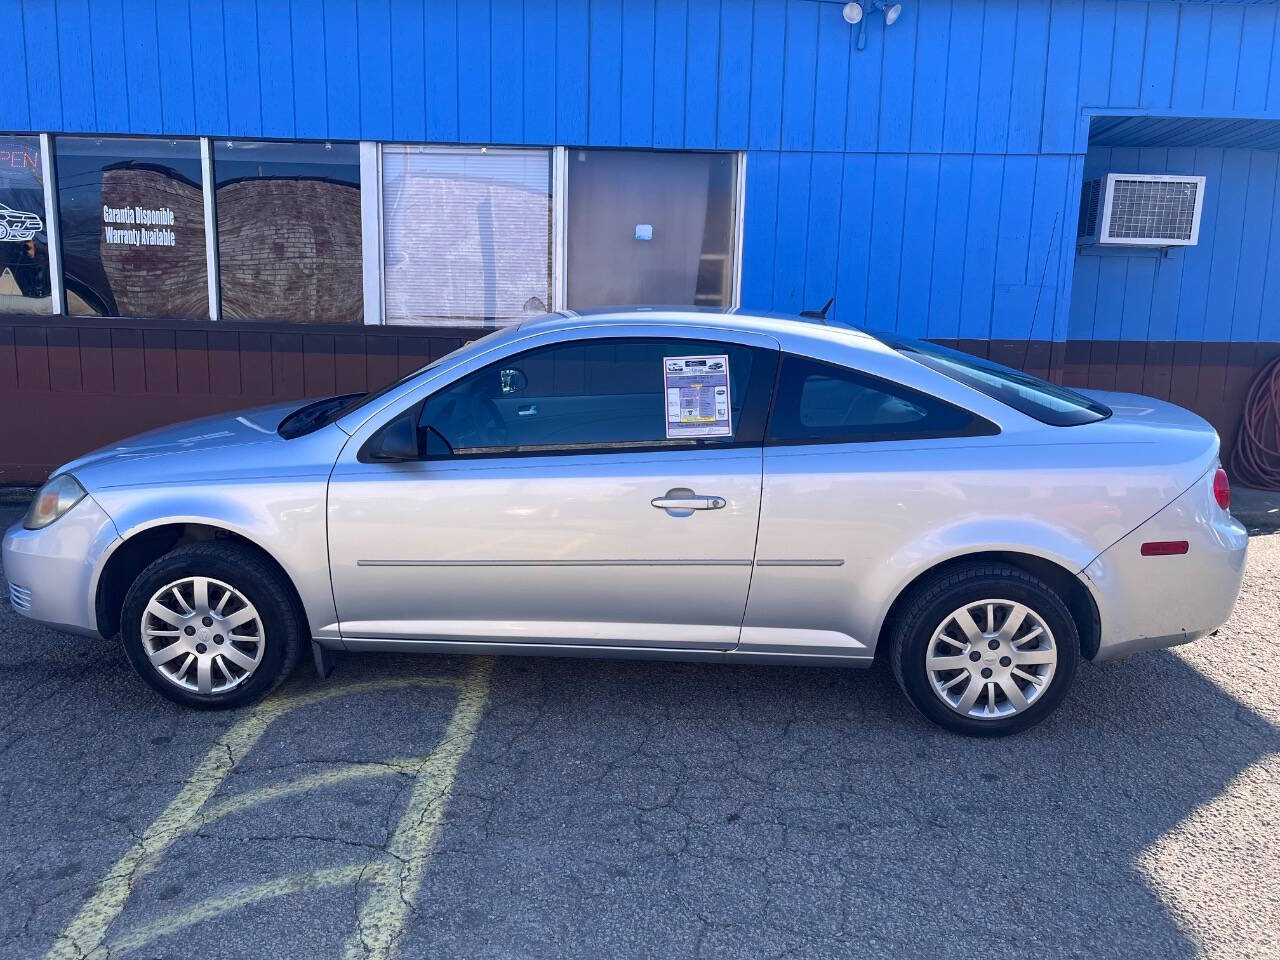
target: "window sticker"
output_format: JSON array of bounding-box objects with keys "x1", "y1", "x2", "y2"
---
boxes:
[{"x1": 663, "y1": 354, "x2": 732, "y2": 438}]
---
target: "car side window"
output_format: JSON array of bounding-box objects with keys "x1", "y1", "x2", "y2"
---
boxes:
[
  {"x1": 414, "y1": 337, "x2": 774, "y2": 457},
  {"x1": 766, "y1": 354, "x2": 995, "y2": 444}
]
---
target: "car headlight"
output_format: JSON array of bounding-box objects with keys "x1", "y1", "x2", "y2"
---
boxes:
[{"x1": 24, "y1": 474, "x2": 87, "y2": 530}]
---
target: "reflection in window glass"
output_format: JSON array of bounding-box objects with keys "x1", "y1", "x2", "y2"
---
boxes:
[
  {"x1": 382, "y1": 146, "x2": 551, "y2": 327},
  {"x1": 567, "y1": 150, "x2": 736, "y2": 310},
  {"x1": 767, "y1": 355, "x2": 986, "y2": 444},
  {"x1": 0, "y1": 135, "x2": 52, "y2": 315},
  {"x1": 55, "y1": 136, "x2": 208, "y2": 319},
  {"x1": 215, "y1": 140, "x2": 362, "y2": 323},
  {"x1": 417, "y1": 338, "x2": 759, "y2": 455}
]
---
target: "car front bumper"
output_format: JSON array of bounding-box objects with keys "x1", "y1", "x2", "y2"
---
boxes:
[
  {"x1": 1082, "y1": 469, "x2": 1248, "y2": 661},
  {"x1": 2, "y1": 495, "x2": 120, "y2": 638}
]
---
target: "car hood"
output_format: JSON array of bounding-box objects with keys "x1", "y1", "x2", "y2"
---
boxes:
[{"x1": 57, "y1": 400, "x2": 348, "y2": 491}]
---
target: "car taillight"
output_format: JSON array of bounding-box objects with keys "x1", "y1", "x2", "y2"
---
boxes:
[{"x1": 1213, "y1": 467, "x2": 1231, "y2": 511}]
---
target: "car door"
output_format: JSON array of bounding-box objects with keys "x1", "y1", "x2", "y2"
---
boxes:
[
  {"x1": 740, "y1": 351, "x2": 1000, "y2": 658},
  {"x1": 327, "y1": 329, "x2": 778, "y2": 650}
]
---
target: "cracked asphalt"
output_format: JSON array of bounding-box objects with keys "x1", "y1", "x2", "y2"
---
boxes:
[{"x1": 2, "y1": 500, "x2": 1278, "y2": 959}]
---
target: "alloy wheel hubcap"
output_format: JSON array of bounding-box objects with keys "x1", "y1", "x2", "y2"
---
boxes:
[
  {"x1": 140, "y1": 576, "x2": 265, "y2": 696},
  {"x1": 925, "y1": 599, "x2": 1057, "y2": 720}
]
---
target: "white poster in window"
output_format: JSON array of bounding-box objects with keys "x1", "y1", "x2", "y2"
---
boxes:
[{"x1": 664, "y1": 355, "x2": 732, "y2": 438}]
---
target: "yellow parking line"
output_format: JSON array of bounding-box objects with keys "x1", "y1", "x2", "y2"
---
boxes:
[
  {"x1": 106, "y1": 864, "x2": 374, "y2": 956},
  {"x1": 345, "y1": 656, "x2": 495, "y2": 959},
  {"x1": 45, "y1": 669, "x2": 488, "y2": 960}
]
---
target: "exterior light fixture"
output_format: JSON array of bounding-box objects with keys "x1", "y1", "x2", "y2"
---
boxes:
[{"x1": 846, "y1": 0, "x2": 905, "y2": 50}]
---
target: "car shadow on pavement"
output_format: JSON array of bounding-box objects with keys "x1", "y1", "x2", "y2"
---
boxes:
[{"x1": 1, "y1": 556, "x2": 1275, "y2": 957}]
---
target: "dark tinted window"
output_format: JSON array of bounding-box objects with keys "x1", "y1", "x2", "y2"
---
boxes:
[
  {"x1": 214, "y1": 140, "x2": 362, "y2": 323},
  {"x1": 416, "y1": 338, "x2": 771, "y2": 456},
  {"x1": 767, "y1": 354, "x2": 992, "y2": 444},
  {"x1": 876, "y1": 333, "x2": 1110, "y2": 426},
  {"x1": 56, "y1": 136, "x2": 208, "y2": 319},
  {"x1": 0, "y1": 135, "x2": 52, "y2": 315}
]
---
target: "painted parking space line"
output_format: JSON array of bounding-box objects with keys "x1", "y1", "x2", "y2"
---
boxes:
[{"x1": 45, "y1": 657, "x2": 495, "y2": 960}]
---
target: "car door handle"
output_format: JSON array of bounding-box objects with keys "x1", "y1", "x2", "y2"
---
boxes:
[
  {"x1": 651, "y1": 493, "x2": 726, "y2": 512},
  {"x1": 517, "y1": 404, "x2": 538, "y2": 416}
]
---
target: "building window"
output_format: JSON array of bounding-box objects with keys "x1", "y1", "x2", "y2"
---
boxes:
[
  {"x1": 0, "y1": 135, "x2": 52, "y2": 315},
  {"x1": 214, "y1": 140, "x2": 363, "y2": 324},
  {"x1": 566, "y1": 150, "x2": 737, "y2": 310},
  {"x1": 55, "y1": 136, "x2": 209, "y2": 320},
  {"x1": 381, "y1": 146, "x2": 552, "y2": 327}
]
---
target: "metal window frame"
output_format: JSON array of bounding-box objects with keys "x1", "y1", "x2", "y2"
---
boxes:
[
  {"x1": 731, "y1": 151, "x2": 747, "y2": 309},
  {"x1": 199, "y1": 137, "x2": 220, "y2": 320},
  {"x1": 552, "y1": 145, "x2": 568, "y2": 311},
  {"x1": 360, "y1": 141, "x2": 384, "y2": 326},
  {"x1": 38, "y1": 133, "x2": 65, "y2": 315},
  {"x1": 557, "y1": 148, "x2": 748, "y2": 313},
  {"x1": 374, "y1": 143, "x2": 558, "y2": 325}
]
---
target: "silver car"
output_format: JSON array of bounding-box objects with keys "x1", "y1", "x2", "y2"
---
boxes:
[{"x1": 2, "y1": 310, "x2": 1248, "y2": 735}]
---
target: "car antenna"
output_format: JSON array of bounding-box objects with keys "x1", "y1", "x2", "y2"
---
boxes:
[{"x1": 800, "y1": 297, "x2": 835, "y2": 323}]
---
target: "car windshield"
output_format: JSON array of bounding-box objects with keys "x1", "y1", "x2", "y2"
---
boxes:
[{"x1": 873, "y1": 332, "x2": 1111, "y2": 427}]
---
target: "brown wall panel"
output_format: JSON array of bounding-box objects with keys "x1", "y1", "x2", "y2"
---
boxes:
[
  {"x1": 302, "y1": 334, "x2": 337, "y2": 397},
  {"x1": 0, "y1": 326, "x2": 16, "y2": 392},
  {"x1": 332, "y1": 334, "x2": 369, "y2": 395},
  {"x1": 1168, "y1": 341, "x2": 1204, "y2": 414},
  {"x1": 238, "y1": 330, "x2": 273, "y2": 397},
  {"x1": 1087, "y1": 340, "x2": 1119, "y2": 392},
  {"x1": 364, "y1": 334, "x2": 400, "y2": 389},
  {"x1": 1113, "y1": 341, "x2": 1147, "y2": 395},
  {"x1": 46, "y1": 326, "x2": 82, "y2": 392},
  {"x1": 270, "y1": 332, "x2": 306, "y2": 398},
  {"x1": 142, "y1": 329, "x2": 179, "y2": 395},
  {"x1": 1062, "y1": 340, "x2": 1091, "y2": 388},
  {"x1": 207, "y1": 329, "x2": 242, "y2": 395},
  {"x1": 0, "y1": 314, "x2": 1275, "y2": 485},
  {"x1": 1140, "y1": 341, "x2": 1174, "y2": 401},
  {"x1": 110, "y1": 328, "x2": 146, "y2": 394},
  {"x1": 14, "y1": 326, "x2": 50, "y2": 392},
  {"x1": 174, "y1": 329, "x2": 211, "y2": 394}
]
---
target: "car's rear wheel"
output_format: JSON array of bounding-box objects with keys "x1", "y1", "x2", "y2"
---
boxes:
[
  {"x1": 120, "y1": 542, "x2": 304, "y2": 709},
  {"x1": 890, "y1": 563, "x2": 1079, "y2": 736},
  {"x1": 0, "y1": 223, "x2": 9, "y2": 240}
]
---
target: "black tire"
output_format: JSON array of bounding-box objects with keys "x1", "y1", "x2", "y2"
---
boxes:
[
  {"x1": 889, "y1": 563, "x2": 1079, "y2": 737},
  {"x1": 120, "y1": 541, "x2": 305, "y2": 710}
]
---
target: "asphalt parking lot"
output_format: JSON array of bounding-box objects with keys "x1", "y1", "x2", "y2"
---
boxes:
[{"x1": 2, "y1": 502, "x2": 1278, "y2": 960}]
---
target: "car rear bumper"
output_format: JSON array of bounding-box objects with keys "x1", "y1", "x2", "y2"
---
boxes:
[
  {"x1": 2, "y1": 496, "x2": 119, "y2": 638},
  {"x1": 1082, "y1": 467, "x2": 1248, "y2": 661}
]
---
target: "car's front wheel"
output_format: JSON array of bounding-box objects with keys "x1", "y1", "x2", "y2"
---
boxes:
[
  {"x1": 120, "y1": 541, "x2": 304, "y2": 709},
  {"x1": 890, "y1": 563, "x2": 1079, "y2": 736}
]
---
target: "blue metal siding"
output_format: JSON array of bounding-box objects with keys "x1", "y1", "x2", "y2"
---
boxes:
[
  {"x1": 1071, "y1": 145, "x2": 1280, "y2": 343},
  {"x1": 4, "y1": 0, "x2": 1280, "y2": 341}
]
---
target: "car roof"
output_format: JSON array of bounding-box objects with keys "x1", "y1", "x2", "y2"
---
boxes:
[{"x1": 516, "y1": 306, "x2": 885, "y2": 353}]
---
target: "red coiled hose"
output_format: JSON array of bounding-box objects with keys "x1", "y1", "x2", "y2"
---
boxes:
[{"x1": 1232, "y1": 353, "x2": 1280, "y2": 491}]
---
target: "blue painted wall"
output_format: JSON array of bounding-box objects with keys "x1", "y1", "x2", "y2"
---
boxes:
[
  {"x1": 5, "y1": 0, "x2": 1280, "y2": 342},
  {"x1": 1072, "y1": 145, "x2": 1280, "y2": 344}
]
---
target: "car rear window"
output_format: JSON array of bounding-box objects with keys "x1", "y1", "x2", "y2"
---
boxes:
[{"x1": 874, "y1": 333, "x2": 1111, "y2": 427}]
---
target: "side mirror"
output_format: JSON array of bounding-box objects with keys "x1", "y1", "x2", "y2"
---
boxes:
[{"x1": 364, "y1": 411, "x2": 419, "y2": 462}]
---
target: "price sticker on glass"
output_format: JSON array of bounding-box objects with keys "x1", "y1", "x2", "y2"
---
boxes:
[{"x1": 663, "y1": 355, "x2": 732, "y2": 438}]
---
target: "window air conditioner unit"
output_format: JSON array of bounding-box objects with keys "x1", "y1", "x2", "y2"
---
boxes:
[{"x1": 1077, "y1": 173, "x2": 1206, "y2": 247}]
